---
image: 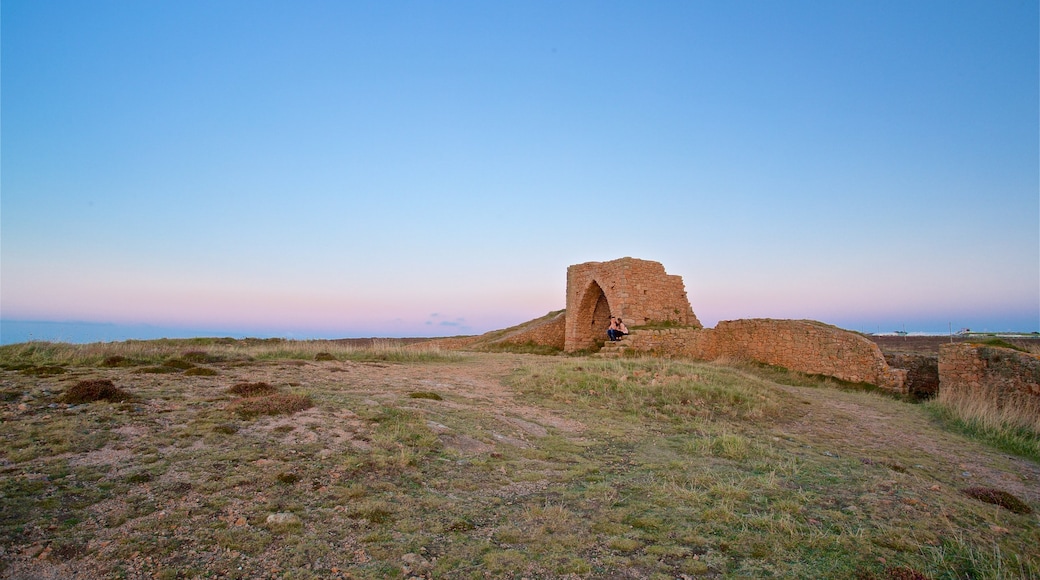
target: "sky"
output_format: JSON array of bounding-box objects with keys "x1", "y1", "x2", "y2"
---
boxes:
[{"x1": 2, "y1": 1, "x2": 1038, "y2": 344}]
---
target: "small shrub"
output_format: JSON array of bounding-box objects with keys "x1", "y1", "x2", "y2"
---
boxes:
[
  {"x1": 961, "y1": 487, "x2": 1032, "y2": 514},
  {"x1": 60, "y1": 379, "x2": 133, "y2": 404},
  {"x1": 126, "y1": 472, "x2": 154, "y2": 484},
  {"x1": 446, "y1": 518, "x2": 476, "y2": 532},
  {"x1": 101, "y1": 355, "x2": 133, "y2": 367},
  {"x1": 265, "y1": 512, "x2": 303, "y2": 532},
  {"x1": 228, "y1": 382, "x2": 278, "y2": 396},
  {"x1": 276, "y1": 472, "x2": 301, "y2": 485},
  {"x1": 163, "y1": 358, "x2": 194, "y2": 370},
  {"x1": 182, "y1": 350, "x2": 222, "y2": 363},
  {"x1": 230, "y1": 393, "x2": 313, "y2": 417},
  {"x1": 348, "y1": 501, "x2": 394, "y2": 524},
  {"x1": 408, "y1": 391, "x2": 443, "y2": 401},
  {"x1": 213, "y1": 423, "x2": 239, "y2": 435},
  {"x1": 21, "y1": 365, "x2": 66, "y2": 377},
  {"x1": 184, "y1": 367, "x2": 218, "y2": 376},
  {"x1": 314, "y1": 352, "x2": 336, "y2": 361}
]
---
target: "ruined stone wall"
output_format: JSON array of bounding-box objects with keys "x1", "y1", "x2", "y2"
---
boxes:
[
  {"x1": 884, "y1": 353, "x2": 939, "y2": 400},
  {"x1": 938, "y1": 344, "x2": 1040, "y2": 406},
  {"x1": 565, "y1": 257, "x2": 701, "y2": 351},
  {"x1": 708, "y1": 320, "x2": 906, "y2": 392},
  {"x1": 497, "y1": 311, "x2": 566, "y2": 349},
  {"x1": 619, "y1": 319, "x2": 907, "y2": 393}
]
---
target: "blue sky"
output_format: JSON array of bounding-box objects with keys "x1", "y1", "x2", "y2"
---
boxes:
[{"x1": 2, "y1": 1, "x2": 1038, "y2": 344}]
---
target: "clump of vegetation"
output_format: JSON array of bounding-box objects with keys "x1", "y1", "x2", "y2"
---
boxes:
[
  {"x1": 101, "y1": 355, "x2": 134, "y2": 367},
  {"x1": 184, "y1": 367, "x2": 218, "y2": 376},
  {"x1": 230, "y1": 393, "x2": 312, "y2": 417},
  {"x1": 408, "y1": 391, "x2": 443, "y2": 401},
  {"x1": 347, "y1": 500, "x2": 394, "y2": 524},
  {"x1": 961, "y1": 487, "x2": 1033, "y2": 514},
  {"x1": 21, "y1": 365, "x2": 66, "y2": 377},
  {"x1": 181, "y1": 350, "x2": 223, "y2": 363},
  {"x1": 276, "y1": 472, "x2": 301, "y2": 485},
  {"x1": 59, "y1": 379, "x2": 134, "y2": 404},
  {"x1": 228, "y1": 382, "x2": 278, "y2": 396},
  {"x1": 126, "y1": 472, "x2": 154, "y2": 484},
  {"x1": 212, "y1": 423, "x2": 239, "y2": 435},
  {"x1": 314, "y1": 352, "x2": 336, "y2": 361},
  {"x1": 163, "y1": 358, "x2": 194, "y2": 370}
]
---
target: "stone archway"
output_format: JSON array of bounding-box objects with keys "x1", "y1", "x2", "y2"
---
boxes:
[
  {"x1": 570, "y1": 280, "x2": 613, "y2": 351},
  {"x1": 565, "y1": 257, "x2": 700, "y2": 352}
]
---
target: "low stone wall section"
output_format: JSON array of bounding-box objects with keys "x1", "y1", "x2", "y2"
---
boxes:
[
  {"x1": 938, "y1": 344, "x2": 1040, "y2": 406},
  {"x1": 622, "y1": 319, "x2": 907, "y2": 393},
  {"x1": 495, "y1": 311, "x2": 566, "y2": 349}
]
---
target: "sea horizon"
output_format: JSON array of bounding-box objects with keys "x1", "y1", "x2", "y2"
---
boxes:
[{"x1": 2, "y1": 318, "x2": 1036, "y2": 346}]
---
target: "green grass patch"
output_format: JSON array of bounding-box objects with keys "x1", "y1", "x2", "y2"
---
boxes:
[{"x1": 925, "y1": 399, "x2": 1040, "y2": 462}]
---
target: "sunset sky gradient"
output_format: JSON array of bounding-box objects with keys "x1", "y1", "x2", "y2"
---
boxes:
[{"x1": 2, "y1": 1, "x2": 1037, "y2": 343}]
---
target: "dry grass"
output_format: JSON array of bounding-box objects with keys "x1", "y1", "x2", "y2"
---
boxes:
[
  {"x1": 0, "y1": 342, "x2": 1037, "y2": 579},
  {"x1": 0, "y1": 337, "x2": 464, "y2": 368},
  {"x1": 927, "y1": 383, "x2": 1040, "y2": 462},
  {"x1": 227, "y1": 381, "x2": 278, "y2": 396},
  {"x1": 229, "y1": 393, "x2": 313, "y2": 417},
  {"x1": 935, "y1": 384, "x2": 1040, "y2": 434}
]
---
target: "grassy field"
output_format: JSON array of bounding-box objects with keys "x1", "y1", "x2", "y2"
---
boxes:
[{"x1": 1, "y1": 340, "x2": 1037, "y2": 579}]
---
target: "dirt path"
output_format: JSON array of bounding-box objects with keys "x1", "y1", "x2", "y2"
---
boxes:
[{"x1": 774, "y1": 383, "x2": 1040, "y2": 503}]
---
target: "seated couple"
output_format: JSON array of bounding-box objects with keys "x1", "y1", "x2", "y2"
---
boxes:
[{"x1": 607, "y1": 316, "x2": 628, "y2": 342}]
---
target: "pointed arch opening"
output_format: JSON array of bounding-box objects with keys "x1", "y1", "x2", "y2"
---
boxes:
[{"x1": 573, "y1": 280, "x2": 613, "y2": 350}]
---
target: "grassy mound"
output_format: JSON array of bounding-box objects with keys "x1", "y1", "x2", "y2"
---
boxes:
[{"x1": 59, "y1": 379, "x2": 133, "y2": 404}]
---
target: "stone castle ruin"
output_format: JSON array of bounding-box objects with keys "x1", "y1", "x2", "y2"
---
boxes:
[
  {"x1": 444, "y1": 256, "x2": 1037, "y2": 406},
  {"x1": 564, "y1": 258, "x2": 907, "y2": 392},
  {"x1": 565, "y1": 258, "x2": 701, "y2": 352}
]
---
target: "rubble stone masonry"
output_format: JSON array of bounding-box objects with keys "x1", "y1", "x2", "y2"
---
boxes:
[
  {"x1": 620, "y1": 319, "x2": 908, "y2": 393},
  {"x1": 565, "y1": 257, "x2": 701, "y2": 351},
  {"x1": 498, "y1": 311, "x2": 566, "y2": 349},
  {"x1": 938, "y1": 343, "x2": 1040, "y2": 406}
]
